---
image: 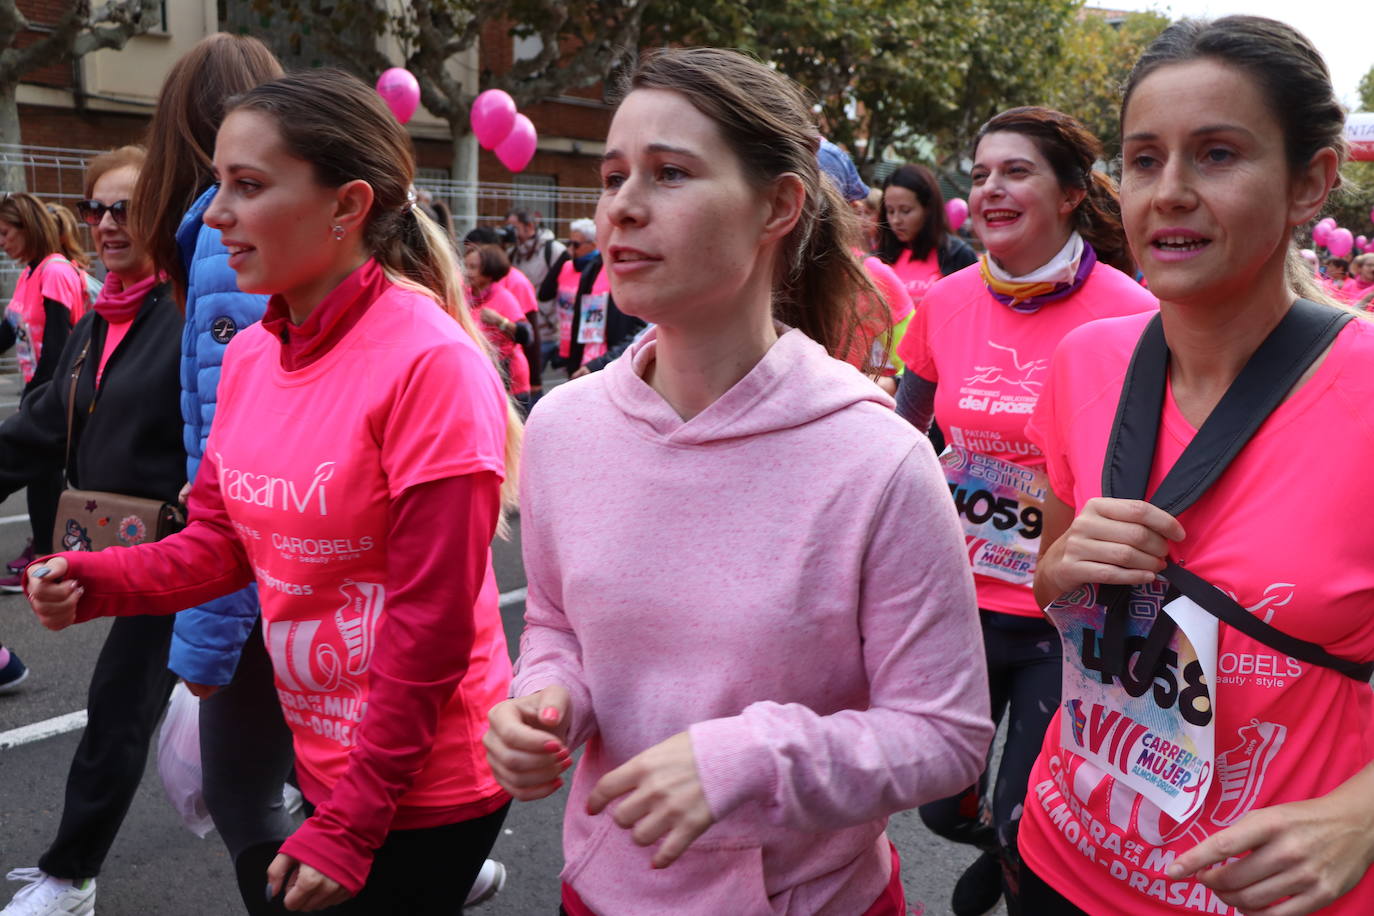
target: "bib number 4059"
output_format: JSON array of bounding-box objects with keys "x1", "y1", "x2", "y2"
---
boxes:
[{"x1": 949, "y1": 484, "x2": 1043, "y2": 539}]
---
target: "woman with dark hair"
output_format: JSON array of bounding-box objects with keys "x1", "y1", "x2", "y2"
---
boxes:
[
  {"x1": 894, "y1": 107, "x2": 1156, "y2": 916},
  {"x1": 877, "y1": 163, "x2": 977, "y2": 307},
  {"x1": 126, "y1": 33, "x2": 294, "y2": 915},
  {"x1": 484, "y1": 46, "x2": 992, "y2": 915},
  {"x1": 28, "y1": 68, "x2": 521, "y2": 914},
  {"x1": 0, "y1": 193, "x2": 88, "y2": 591},
  {"x1": 464, "y1": 242, "x2": 533, "y2": 409},
  {"x1": 1020, "y1": 16, "x2": 1374, "y2": 916},
  {"x1": 0, "y1": 146, "x2": 183, "y2": 916}
]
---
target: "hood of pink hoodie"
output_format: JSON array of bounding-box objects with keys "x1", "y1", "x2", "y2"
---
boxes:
[{"x1": 601, "y1": 326, "x2": 893, "y2": 445}]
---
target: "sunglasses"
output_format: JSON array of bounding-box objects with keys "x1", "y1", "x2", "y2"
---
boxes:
[{"x1": 76, "y1": 199, "x2": 130, "y2": 226}]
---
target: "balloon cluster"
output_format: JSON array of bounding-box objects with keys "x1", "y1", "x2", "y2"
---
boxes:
[{"x1": 470, "y1": 89, "x2": 538, "y2": 173}]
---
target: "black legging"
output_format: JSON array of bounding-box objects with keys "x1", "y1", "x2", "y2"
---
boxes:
[
  {"x1": 261, "y1": 801, "x2": 510, "y2": 915},
  {"x1": 918, "y1": 609, "x2": 1062, "y2": 910},
  {"x1": 39, "y1": 615, "x2": 179, "y2": 879},
  {"x1": 1020, "y1": 862, "x2": 1091, "y2": 914}
]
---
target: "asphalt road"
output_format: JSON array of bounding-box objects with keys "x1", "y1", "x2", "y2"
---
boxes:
[{"x1": 0, "y1": 364, "x2": 1007, "y2": 916}]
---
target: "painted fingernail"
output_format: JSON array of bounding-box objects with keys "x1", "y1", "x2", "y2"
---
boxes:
[
  {"x1": 543, "y1": 739, "x2": 563, "y2": 753},
  {"x1": 560, "y1": 759, "x2": 572, "y2": 770},
  {"x1": 540, "y1": 706, "x2": 560, "y2": 722},
  {"x1": 265, "y1": 882, "x2": 274, "y2": 901},
  {"x1": 29, "y1": 566, "x2": 50, "y2": 579}
]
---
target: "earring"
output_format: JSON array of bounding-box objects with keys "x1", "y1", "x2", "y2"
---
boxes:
[{"x1": 332, "y1": 225, "x2": 345, "y2": 241}]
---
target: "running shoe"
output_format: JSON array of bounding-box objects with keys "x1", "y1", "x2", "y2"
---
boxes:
[
  {"x1": 0, "y1": 649, "x2": 28, "y2": 694},
  {"x1": 5, "y1": 540, "x2": 32, "y2": 574},
  {"x1": 0, "y1": 571, "x2": 24, "y2": 594},
  {"x1": 1211, "y1": 719, "x2": 1287, "y2": 827},
  {"x1": 0, "y1": 869, "x2": 95, "y2": 915},
  {"x1": 464, "y1": 859, "x2": 506, "y2": 908}
]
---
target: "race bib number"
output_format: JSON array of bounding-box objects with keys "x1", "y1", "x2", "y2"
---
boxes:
[
  {"x1": 940, "y1": 447, "x2": 1047, "y2": 585},
  {"x1": 556, "y1": 290, "x2": 575, "y2": 358},
  {"x1": 577, "y1": 292, "x2": 608, "y2": 345},
  {"x1": 1047, "y1": 582, "x2": 1217, "y2": 823}
]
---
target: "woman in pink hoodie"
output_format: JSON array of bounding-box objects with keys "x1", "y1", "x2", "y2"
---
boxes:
[{"x1": 484, "y1": 47, "x2": 994, "y2": 916}]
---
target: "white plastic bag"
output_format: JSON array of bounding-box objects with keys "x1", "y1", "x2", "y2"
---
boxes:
[{"x1": 157, "y1": 682, "x2": 214, "y2": 838}]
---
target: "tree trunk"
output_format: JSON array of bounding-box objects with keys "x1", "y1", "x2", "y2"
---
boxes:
[
  {"x1": 450, "y1": 119, "x2": 478, "y2": 233},
  {"x1": 0, "y1": 80, "x2": 27, "y2": 192}
]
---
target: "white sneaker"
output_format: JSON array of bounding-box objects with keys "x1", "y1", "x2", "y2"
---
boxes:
[
  {"x1": 1, "y1": 869, "x2": 95, "y2": 916},
  {"x1": 463, "y1": 859, "x2": 506, "y2": 907}
]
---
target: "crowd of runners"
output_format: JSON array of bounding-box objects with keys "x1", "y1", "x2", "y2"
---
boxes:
[{"x1": 0, "y1": 12, "x2": 1370, "y2": 916}]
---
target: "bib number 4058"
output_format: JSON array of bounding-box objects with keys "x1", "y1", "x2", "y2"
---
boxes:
[{"x1": 1079, "y1": 628, "x2": 1212, "y2": 727}]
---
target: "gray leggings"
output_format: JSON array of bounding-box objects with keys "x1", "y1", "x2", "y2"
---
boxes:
[{"x1": 199, "y1": 617, "x2": 296, "y2": 860}]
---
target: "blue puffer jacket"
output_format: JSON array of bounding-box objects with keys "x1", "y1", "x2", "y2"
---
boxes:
[{"x1": 168, "y1": 185, "x2": 269, "y2": 685}]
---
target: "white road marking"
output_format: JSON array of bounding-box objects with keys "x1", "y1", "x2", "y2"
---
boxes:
[
  {"x1": 0, "y1": 710, "x2": 87, "y2": 749},
  {"x1": 0, "y1": 587, "x2": 529, "y2": 750},
  {"x1": 0, "y1": 513, "x2": 28, "y2": 525}
]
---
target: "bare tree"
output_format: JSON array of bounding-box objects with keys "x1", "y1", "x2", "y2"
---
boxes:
[{"x1": 0, "y1": 0, "x2": 149, "y2": 188}]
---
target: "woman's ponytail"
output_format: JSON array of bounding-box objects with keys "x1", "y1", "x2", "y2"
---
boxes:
[{"x1": 1077, "y1": 171, "x2": 1135, "y2": 276}]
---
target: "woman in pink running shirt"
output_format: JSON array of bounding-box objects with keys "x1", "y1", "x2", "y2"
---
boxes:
[
  {"x1": 26, "y1": 69, "x2": 522, "y2": 914},
  {"x1": 484, "y1": 47, "x2": 992, "y2": 916},
  {"x1": 1020, "y1": 16, "x2": 1374, "y2": 916},
  {"x1": 893, "y1": 106, "x2": 1155, "y2": 916}
]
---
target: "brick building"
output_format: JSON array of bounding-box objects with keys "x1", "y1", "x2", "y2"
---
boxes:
[{"x1": 11, "y1": 0, "x2": 610, "y2": 232}]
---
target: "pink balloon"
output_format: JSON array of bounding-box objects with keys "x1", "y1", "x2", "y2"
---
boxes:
[
  {"x1": 945, "y1": 197, "x2": 969, "y2": 229},
  {"x1": 376, "y1": 68, "x2": 420, "y2": 124},
  {"x1": 1359, "y1": 235, "x2": 1368, "y2": 251},
  {"x1": 1328, "y1": 227, "x2": 1354, "y2": 258},
  {"x1": 470, "y1": 89, "x2": 517, "y2": 150},
  {"x1": 494, "y1": 114, "x2": 537, "y2": 172},
  {"x1": 1312, "y1": 222, "x2": 1331, "y2": 246},
  {"x1": 1319, "y1": 216, "x2": 1337, "y2": 230}
]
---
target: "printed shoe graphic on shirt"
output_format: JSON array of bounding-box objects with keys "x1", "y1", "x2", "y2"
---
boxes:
[
  {"x1": 335, "y1": 581, "x2": 385, "y2": 676},
  {"x1": 1210, "y1": 719, "x2": 1286, "y2": 827},
  {"x1": 1067, "y1": 698, "x2": 1087, "y2": 748}
]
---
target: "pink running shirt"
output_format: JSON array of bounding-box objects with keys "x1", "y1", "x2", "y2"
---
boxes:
[
  {"x1": 209, "y1": 278, "x2": 512, "y2": 813},
  {"x1": 889, "y1": 249, "x2": 942, "y2": 308},
  {"x1": 473, "y1": 284, "x2": 530, "y2": 395},
  {"x1": 898, "y1": 262, "x2": 1156, "y2": 616},
  {"x1": 7, "y1": 253, "x2": 86, "y2": 382},
  {"x1": 1018, "y1": 312, "x2": 1374, "y2": 915},
  {"x1": 496, "y1": 266, "x2": 538, "y2": 319}
]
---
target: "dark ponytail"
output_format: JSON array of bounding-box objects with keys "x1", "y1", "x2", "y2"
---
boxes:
[{"x1": 975, "y1": 106, "x2": 1134, "y2": 276}]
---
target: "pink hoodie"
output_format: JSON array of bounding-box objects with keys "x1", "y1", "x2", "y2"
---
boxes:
[{"x1": 514, "y1": 327, "x2": 993, "y2": 915}]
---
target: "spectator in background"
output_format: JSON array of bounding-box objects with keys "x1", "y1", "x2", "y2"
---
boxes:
[
  {"x1": 0, "y1": 193, "x2": 89, "y2": 591},
  {"x1": 538, "y1": 218, "x2": 600, "y2": 374},
  {"x1": 505, "y1": 209, "x2": 564, "y2": 343}
]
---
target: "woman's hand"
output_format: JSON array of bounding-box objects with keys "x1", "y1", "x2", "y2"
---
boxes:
[
  {"x1": 1034, "y1": 497, "x2": 1185, "y2": 607},
  {"x1": 267, "y1": 854, "x2": 353, "y2": 912},
  {"x1": 184, "y1": 681, "x2": 222, "y2": 700},
  {"x1": 24, "y1": 557, "x2": 81, "y2": 631},
  {"x1": 1168, "y1": 786, "x2": 1374, "y2": 916},
  {"x1": 586, "y1": 731, "x2": 714, "y2": 869},
  {"x1": 480, "y1": 308, "x2": 505, "y2": 328},
  {"x1": 570, "y1": 366, "x2": 590, "y2": 379},
  {"x1": 484, "y1": 685, "x2": 574, "y2": 800}
]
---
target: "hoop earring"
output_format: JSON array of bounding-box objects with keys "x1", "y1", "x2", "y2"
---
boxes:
[{"x1": 332, "y1": 225, "x2": 345, "y2": 241}]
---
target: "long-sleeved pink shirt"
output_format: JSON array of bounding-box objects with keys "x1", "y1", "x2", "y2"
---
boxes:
[{"x1": 513, "y1": 326, "x2": 994, "y2": 915}]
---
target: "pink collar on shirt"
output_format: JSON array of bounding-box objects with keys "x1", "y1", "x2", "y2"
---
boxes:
[{"x1": 261, "y1": 258, "x2": 389, "y2": 371}]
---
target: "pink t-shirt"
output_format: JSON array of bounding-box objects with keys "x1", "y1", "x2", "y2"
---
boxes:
[
  {"x1": 898, "y1": 262, "x2": 1157, "y2": 615},
  {"x1": 496, "y1": 267, "x2": 538, "y2": 319},
  {"x1": 556, "y1": 260, "x2": 580, "y2": 358},
  {"x1": 7, "y1": 253, "x2": 86, "y2": 382},
  {"x1": 472, "y1": 285, "x2": 530, "y2": 395},
  {"x1": 1019, "y1": 312, "x2": 1374, "y2": 916},
  {"x1": 209, "y1": 280, "x2": 512, "y2": 812},
  {"x1": 890, "y1": 249, "x2": 943, "y2": 309},
  {"x1": 576, "y1": 266, "x2": 612, "y2": 367}
]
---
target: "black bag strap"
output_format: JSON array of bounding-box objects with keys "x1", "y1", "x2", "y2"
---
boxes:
[
  {"x1": 62, "y1": 338, "x2": 92, "y2": 489},
  {"x1": 1099, "y1": 300, "x2": 1371, "y2": 681}
]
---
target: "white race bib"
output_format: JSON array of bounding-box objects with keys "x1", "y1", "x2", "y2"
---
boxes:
[
  {"x1": 940, "y1": 447, "x2": 1048, "y2": 585},
  {"x1": 1047, "y1": 582, "x2": 1217, "y2": 823}
]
